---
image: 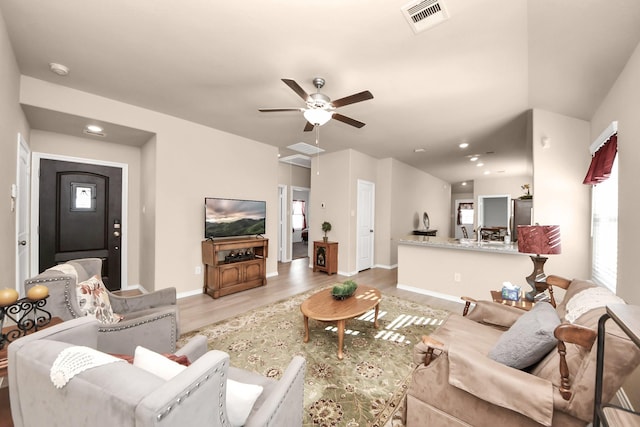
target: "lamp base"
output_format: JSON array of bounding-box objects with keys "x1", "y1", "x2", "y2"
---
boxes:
[{"x1": 525, "y1": 255, "x2": 548, "y2": 301}]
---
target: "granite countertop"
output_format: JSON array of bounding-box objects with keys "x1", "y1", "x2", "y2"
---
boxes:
[{"x1": 398, "y1": 235, "x2": 522, "y2": 255}]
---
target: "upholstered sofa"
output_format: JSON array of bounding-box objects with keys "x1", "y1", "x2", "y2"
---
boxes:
[
  {"x1": 24, "y1": 258, "x2": 179, "y2": 354},
  {"x1": 407, "y1": 276, "x2": 640, "y2": 426},
  {"x1": 8, "y1": 317, "x2": 307, "y2": 427}
]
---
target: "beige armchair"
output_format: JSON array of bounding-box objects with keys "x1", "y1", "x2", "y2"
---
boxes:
[
  {"x1": 8, "y1": 317, "x2": 306, "y2": 427},
  {"x1": 24, "y1": 258, "x2": 179, "y2": 354},
  {"x1": 407, "y1": 276, "x2": 640, "y2": 427}
]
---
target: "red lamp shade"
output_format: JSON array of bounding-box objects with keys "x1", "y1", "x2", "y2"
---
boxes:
[
  {"x1": 517, "y1": 225, "x2": 561, "y2": 256},
  {"x1": 517, "y1": 225, "x2": 561, "y2": 301}
]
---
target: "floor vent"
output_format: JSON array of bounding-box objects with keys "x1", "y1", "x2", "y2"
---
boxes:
[{"x1": 401, "y1": 0, "x2": 450, "y2": 34}]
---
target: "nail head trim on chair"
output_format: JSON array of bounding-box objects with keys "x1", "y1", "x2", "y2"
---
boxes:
[{"x1": 156, "y1": 366, "x2": 222, "y2": 422}]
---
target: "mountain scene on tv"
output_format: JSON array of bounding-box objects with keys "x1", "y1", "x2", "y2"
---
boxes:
[{"x1": 205, "y1": 199, "x2": 266, "y2": 237}]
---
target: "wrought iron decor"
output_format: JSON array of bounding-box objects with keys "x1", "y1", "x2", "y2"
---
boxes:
[{"x1": 0, "y1": 297, "x2": 52, "y2": 349}]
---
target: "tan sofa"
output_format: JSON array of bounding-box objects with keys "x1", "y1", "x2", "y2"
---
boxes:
[{"x1": 407, "y1": 276, "x2": 640, "y2": 427}]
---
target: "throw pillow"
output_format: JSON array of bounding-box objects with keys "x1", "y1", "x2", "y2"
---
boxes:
[
  {"x1": 488, "y1": 301, "x2": 561, "y2": 369},
  {"x1": 75, "y1": 275, "x2": 122, "y2": 324},
  {"x1": 133, "y1": 345, "x2": 187, "y2": 380},
  {"x1": 227, "y1": 379, "x2": 263, "y2": 427},
  {"x1": 110, "y1": 352, "x2": 191, "y2": 366},
  {"x1": 133, "y1": 346, "x2": 262, "y2": 426}
]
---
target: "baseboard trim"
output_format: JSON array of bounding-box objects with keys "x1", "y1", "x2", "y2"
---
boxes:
[
  {"x1": 397, "y1": 283, "x2": 465, "y2": 305},
  {"x1": 177, "y1": 289, "x2": 203, "y2": 299},
  {"x1": 121, "y1": 283, "x2": 147, "y2": 293},
  {"x1": 374, "y1": 263, "x2": 398, "y2": 270}
]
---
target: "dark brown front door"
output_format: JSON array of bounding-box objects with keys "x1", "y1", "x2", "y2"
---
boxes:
[{"x1": 39, "y1": 159, "x2": 122, "y2": 291}]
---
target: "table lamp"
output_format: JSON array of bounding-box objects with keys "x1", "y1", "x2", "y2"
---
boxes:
[{"x1": 517, "y1": 225, "x2": 561, "y2": 301}]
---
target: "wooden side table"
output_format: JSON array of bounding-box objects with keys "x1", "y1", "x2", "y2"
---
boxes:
[
  {"x1": 313, "y1": 240, "x2": 338, "y2": 275},
  {"x1": 490, "y1": 290, "x2": 534, "y2": 311}
]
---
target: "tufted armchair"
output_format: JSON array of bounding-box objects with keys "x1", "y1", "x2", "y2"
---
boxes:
[
  {"x1": 24, "y1": 258, "x2": 179, "y2": 354},
  {"x1": 8, "y1": 317, "x2": 306, "y2": 427},
  {"x1": 407, "y1": 276, "x2": 640, "y2": 427}
]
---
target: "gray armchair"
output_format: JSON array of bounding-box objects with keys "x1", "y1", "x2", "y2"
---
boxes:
[
  {"x1": 24, "y1": 258, "x2": 179, "y2": 354},
  {"x1": 8, "y1": 317, "x2": 307, "y2": 427}
]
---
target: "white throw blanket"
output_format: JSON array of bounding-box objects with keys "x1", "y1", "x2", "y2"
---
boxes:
[
  {"x1": 565, "y1": 286, "x2": 625, "y2": 323},
  {"x1": 50, "y1": 346, "x2": 125, "y2": 388}
]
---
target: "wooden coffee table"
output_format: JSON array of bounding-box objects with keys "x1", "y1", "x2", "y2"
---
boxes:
[{"x1": 301, "y1": 285, "x2": 381, "y2": 360}]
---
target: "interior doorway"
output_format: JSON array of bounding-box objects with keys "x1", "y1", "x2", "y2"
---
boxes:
[
  {"x1": 454, "y1": 199, "x2": 474, "y2": 240},
  {"x1": 15, "y1": 134, "x2": 30, "y2": 295},
  {"x1": 291, "y1": 187, "x2": 310, "y2": 260}
]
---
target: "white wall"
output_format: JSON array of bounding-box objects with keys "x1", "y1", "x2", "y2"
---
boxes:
[
  {"x1": 390, "y1": 158, "x2": 451, "y2": 265},
  {"x1": 20, "y1": 76, "x2": 279, "y2": 296},
  {"x1": 531, "y1": 109, "x2": 591, "y2": 281},
  {"x1": 0, "y1": 9, "x2": 30, "y2": 290},
  {"x1": 589, "y1": 39, "x2": 640, "y2": 409},
  {"x1": 29, "y1": 130, "x2": 144, "y2": 288},
  {"x1": 590, "y1": 40, "x2": 640, "y2": 305}
]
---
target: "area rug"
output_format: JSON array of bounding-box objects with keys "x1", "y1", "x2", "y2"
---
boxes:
[{"x1": 178, "y1": 287, "x2": 449, "y2": 427}]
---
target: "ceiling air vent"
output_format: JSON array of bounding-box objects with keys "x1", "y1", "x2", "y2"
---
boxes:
[
  {"x1": 279, "y1": 154, "x2": 312, "y2": 169},
  {"x1": 401, "y1": 0, "x2": 449, "y2": 34}
]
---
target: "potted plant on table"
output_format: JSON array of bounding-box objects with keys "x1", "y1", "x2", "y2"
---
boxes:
[{"x1": 321, "y1": 221, "x2": 332, "y2": 242}]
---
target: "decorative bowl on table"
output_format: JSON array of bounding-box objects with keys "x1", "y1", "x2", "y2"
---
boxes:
[{"x1": 331, "y1": 280, "x2": 358, "y2": 300}]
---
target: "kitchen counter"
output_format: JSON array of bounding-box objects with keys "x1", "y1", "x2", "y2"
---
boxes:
[
  {"x1": 397, "y1": 235, "x2": 531, "y2": 301},
  {"x1": 398, "y1": 235, "x2": 520, "y2": 254}
]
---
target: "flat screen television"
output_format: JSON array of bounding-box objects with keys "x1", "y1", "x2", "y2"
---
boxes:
[{"x1": 204, "y1": 198, "x2": 266, "y2": 239}]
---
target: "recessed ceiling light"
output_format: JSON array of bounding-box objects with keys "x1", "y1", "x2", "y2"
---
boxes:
[
  {"x1": 476, "y1": 162, "x2": 484, "y2": 167},
  {"x1": 414, "y1": 148, "x2": 425, "y2": 153},
  {"x1": 470, "y1": 156, "x2": 479, "y2": 162},
  {"x1": 49, "y1": 62, "x2": 70, "y2": 76},
  {"x1": 483, "y1": 171, "x2": 491, "y2": 175},
  {"x1": 458, "y1": 142, "x2": 469, "y2": 149},
  {"x1": 461, "y1": 182, "x2": 467, "y2": 186},
  {"x1": 86, "y1": 125, "x2": 103, "y2": 133}
]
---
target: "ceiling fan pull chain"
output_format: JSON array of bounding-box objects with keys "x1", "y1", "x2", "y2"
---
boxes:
[{"x1": 316, "y1": 125, "x2": 321, "y2": 175}]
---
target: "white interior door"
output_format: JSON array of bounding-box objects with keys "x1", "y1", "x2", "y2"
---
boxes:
[
  {"x1": 357, "y1": 179, "x2": 375, "y2": 272},
  {"x1": 278, "y1": 185, "x2": 289, "y2": 262},
  {"x1": 16, "y1": 134, "x2": 30, "y2": 295}
]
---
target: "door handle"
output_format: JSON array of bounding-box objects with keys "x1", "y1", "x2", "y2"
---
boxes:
[
  {"x1": 370, "y1": 229, "x2": 374, "y2": 233},
  {"x1": 18, "y1": 240, "x2": 27, "y2": 246}
]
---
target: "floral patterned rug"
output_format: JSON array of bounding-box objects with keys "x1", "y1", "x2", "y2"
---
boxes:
[{"x1": 178, "y1": 286, "x2": 449, "y2": 427}]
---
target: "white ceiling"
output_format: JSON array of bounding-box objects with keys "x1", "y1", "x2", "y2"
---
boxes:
[{"x1": 2, "y1": 0, "x2": 640, "y2": 188}]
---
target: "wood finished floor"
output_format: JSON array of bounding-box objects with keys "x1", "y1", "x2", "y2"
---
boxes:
[{"x1": 178, "y1": 257, "x2": 463, "y2": 334}]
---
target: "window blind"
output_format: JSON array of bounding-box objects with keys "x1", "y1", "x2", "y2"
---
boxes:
[{"x1": 591, "y1": 158, "x2": 618, "y2": 291}]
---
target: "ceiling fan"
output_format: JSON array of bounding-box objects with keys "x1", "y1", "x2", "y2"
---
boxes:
[{"x1": 259, "y1": 77, "x2": 374, "y2": 132}]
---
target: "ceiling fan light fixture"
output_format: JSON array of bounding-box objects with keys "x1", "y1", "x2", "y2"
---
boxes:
[{"x1": 303, "y1": 109, "x2": 332, "y2": 126}]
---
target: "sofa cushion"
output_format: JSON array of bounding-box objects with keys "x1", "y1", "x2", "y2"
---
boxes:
[
  {"x1": 76, "y1": 275, "x2": 122, "y2": 324},
  {"x1": 488, "y1": 301, "x2": 560, "y2": 369}
]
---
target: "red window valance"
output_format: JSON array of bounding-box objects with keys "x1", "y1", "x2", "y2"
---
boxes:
[{"x1": 583, "y1": 134, "x2": 617, "y2": 185}]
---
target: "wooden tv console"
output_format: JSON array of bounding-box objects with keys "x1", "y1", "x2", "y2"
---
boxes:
[{"x1": 201, "y1": 237, "x2": 268, "y2": 298}]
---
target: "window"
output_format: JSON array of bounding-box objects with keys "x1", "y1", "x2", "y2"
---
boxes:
[
  {"x1": 292, "y1": 200, "x2": 306, "y2": 230},
  {"x1": 591, "y1": 157, "x2": 618, "y2": 292}
]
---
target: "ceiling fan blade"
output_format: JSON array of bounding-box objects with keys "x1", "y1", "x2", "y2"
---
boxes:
[
  {"x1": 303, "y1": 121, "x2": 315, "y2": 132},
  {"x1": 258, "y1": 108, "x2": 304, "y2": 112},
  {"x1": 332, "y1": 113, "x2": 366, "y2": 128},
  {"x1": 282, "y1": 79, "x2": 310, "y2": 101},
  {"x1": 331, "y1": 90, "x2": 374, "y2": 108}
]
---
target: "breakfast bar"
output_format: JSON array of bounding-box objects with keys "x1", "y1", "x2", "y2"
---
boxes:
[{"x1": 397, "y1": 235, "x2": 533, "y2": 301}]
